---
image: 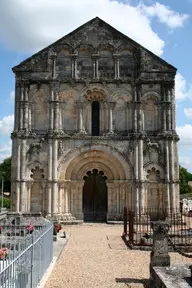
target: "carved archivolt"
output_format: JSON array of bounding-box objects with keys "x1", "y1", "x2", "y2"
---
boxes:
[
  {"x1": 58, "y1": 142, "x2": 133, "y2": 180},
  {"x1": 83, "y1": 86, "x2": 108, "y2": 101},
  {"x1": 59, "y1": 90, "x2": 77, "y2": 102},
  {"x1": 142, "y1": 91, "x2": 160, "y2": 104},
  {"x1": 111, "y1": 91, "x2": 132, "y2": 102}
]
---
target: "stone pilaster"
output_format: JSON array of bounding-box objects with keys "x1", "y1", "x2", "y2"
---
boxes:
[
  {"x1": 134, "y1": 140, "x2": 140, "y2": 215},
  {"x1": 138, "y1": 138, "x2": 144, "y2": 212},
  {"x1": 77, "y1": 101, "x2": 86, "y2": 133},
  {"x1": 114, "y1": 54, "x2": 120, "y2": 79},
  {"x1": 52, "y1": 139, "x2": 58, "y2": 214},
  {"x1": 107, "y1": 102, "x2": 115, "y2": 134},
  {"x1": 169, "y1": 139, "x2": 175, "y2": 210},
  {"x1": 19, "y1": 84, "x2": 24, "y2": 130},
  {"x1": 49, "y1": 87, "x2": 54, "y2": 130},
  {"x1": 165, "y1": 140, "x2": 170, "y2": 214},
  {"x1": 50, "y1": 50, "x2": 57, "y2": 79},
  {"x1": 20, "y1": 138, "x2": 26, "y2": 211},
  {"x1": 47, "y1": 138, "x2": 53, "y2": 215},
  {"x1": 71, "y1": 54, "x2": 78, "y2": 79}
]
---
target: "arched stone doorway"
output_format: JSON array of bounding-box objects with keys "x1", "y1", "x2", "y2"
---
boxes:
[
  {"x1": 58, "y1": 144, "x2": 132, "y2": 221},
  {"x1": 83, "y1": 169, "x2": 107, "y2": 221}
]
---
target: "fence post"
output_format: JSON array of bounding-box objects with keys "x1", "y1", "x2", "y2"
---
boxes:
[
  {"x1": 150, "y1": 221, "x2": 170, "y2": 285},
  {"x1": 128, "y1": 211, "x2": 134, "y2": 244},
  {"x1": 123, "y1": 207, "x2": 128, "y2": 235},
  {"x1": 30, "y1": 232, "x2": 34, "y2": 288}
]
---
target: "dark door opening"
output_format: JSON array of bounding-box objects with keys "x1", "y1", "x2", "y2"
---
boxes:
[
  {"x1": 83, "y1": 169, "x2": 107, "y2": 221},
  {"x1": 92, "y1": 101, "x2": 100, "y2": 136}
]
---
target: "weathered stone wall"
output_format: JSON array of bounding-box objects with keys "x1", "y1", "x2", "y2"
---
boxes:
[{"x1": 11, "y1": 17, "x2": 179, "y2": 220}]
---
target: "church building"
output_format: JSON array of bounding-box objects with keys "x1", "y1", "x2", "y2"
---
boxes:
[{"x1": 11, "y1": 17, "x2": 180, "y2": 221}]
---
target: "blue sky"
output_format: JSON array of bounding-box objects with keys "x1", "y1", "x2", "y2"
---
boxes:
[{"x1": 0, "y1": 0, "x2": 192, "y2": 171}]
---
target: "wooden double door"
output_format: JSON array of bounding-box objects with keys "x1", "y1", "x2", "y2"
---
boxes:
[{"x1": 83, "y1": 169, "x2": 107, "y2": 221}]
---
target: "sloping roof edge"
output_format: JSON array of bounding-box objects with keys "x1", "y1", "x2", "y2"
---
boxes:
[{"x1": 12, "y1": 16, "x2": 177, "y2": 72}]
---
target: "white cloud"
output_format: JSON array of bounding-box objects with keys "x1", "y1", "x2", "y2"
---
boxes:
[
  {"x1": 9, "y1": 91, "x2": 15, "y2": 103},
  {"x1": 0, "y1": 114, "x2": 14, "y2": 136},
  {"x1": 141, "y1": 2, "x2": 189, "y2": 29},
  {"x1": 179, "y1": 156, "x2": 192, "y2": 173},
  {"x1": 177, "y1": 124, "x2": 192, "y2": 146},
  {"x1": 0, "y1": 141, "x2": 12, "y2": 163},
  {"x1": 184, "y1": 108, "x2": 192, "y2": 120},
  {"x1": 175, "y1": 73, "x2": 191, "y2": 101},
  {"x1": 0, "y1": 0, "x2": 184, "y2": 56}
]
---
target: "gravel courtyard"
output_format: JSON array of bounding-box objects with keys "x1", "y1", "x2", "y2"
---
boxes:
[{"x1": 45, "y1": 223, "x2": 192, "y2": 288}]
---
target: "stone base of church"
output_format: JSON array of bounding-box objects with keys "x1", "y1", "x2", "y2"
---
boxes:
[
  {"x1": 46, "y1": 213, "x2": 76, "y2": 222},
  {"x1": 107, "y1": 213, "x2": 123, "y2": 221}
]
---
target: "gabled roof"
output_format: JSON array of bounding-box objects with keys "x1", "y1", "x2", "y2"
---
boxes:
[{"x1": 13, "y1": 16, "x2": 176, "y2": 72}]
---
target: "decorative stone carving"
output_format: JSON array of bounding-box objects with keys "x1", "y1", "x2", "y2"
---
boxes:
[{"x1": 146, "y1": 138, "x2": 161, "y2": 153}]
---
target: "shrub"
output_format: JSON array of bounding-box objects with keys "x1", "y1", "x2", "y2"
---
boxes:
[{"x1": 0, "y1": 197, "x2": 11, "y2": 209}]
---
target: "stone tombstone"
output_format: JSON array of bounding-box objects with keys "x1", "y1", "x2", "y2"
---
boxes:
[{"x1": 150, "y1": 221, "x2": 170, "y2": 268}]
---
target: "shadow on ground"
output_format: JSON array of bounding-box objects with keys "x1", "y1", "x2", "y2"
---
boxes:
[{"x1": 116, "y1": 277, "x2": 149, "y2": 287}]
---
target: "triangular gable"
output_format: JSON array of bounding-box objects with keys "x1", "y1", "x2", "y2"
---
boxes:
[{"x1": 12, "y1": 17, "x2": 176, "y2": 73}]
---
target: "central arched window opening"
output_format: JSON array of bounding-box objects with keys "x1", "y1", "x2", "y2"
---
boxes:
[{"x1": 92, "y1": 101, "x2": 100, "y2": 136}]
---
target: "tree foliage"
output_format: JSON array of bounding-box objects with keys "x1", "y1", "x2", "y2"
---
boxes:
[
  {"x1": 179, "y1": 165, "x2": 192, "y2": 195},
  {"x1": 0, "y1": 157, "x2": 11, "y2": 192}
]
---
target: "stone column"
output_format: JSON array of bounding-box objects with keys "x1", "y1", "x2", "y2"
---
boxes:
[
  {"x1": 52, "y1": 139, "x2": 58, "y2": 215},
  {"x1": 165, "y1": 140, "x2": 170, "y2": 214},
  {"x1": 125, "y1": 102, "x2": 129, "y2": 132},
  {"x1": 26, "y1": 182, "x2": 33, "y2": 212},
  {"x1": 114, "y1": 54, "x2": 120, "y2": 80},
  {"x1": 108, "y1": 102, "x2": 115, "y2": 134},
  {"x1": 138, "y1": 139, "x2": 144, "y2": 212},
  {"x1": 92, "y1": 55, "x2": 96, "y2": 79},
  {"x1": 95, "y1": 55, "x2": 99, "y2": 79},
  {"x1": 134, "y1": 140, "x2": 140, "y2": 215},
  {"x1": 169, "y1": 140, "x2": 175, "y2": 211},
  {"x1": 23, "y1": 85, "x2": 29, "y2": 130},
  {"x1": 162, "y1": 103, "x2": 167, "y2": 132},
  {"x1": 71, "y1": 54, "x2": 77, "y2": 79},
  {"x1": 49, "y1": 88, "x2": 54, "y2": 130},
  {"x1": 19, "y1": 84, "x2": 24, "y2": 130},
  {"x1": 77, "y1": 181, "x2": 84, "y2": 220},
  {"x1": 77, "y1": 101, "x2": 86, "y2": 133},
  {"x1": 15, "y1": 138, "x2": 21, "y2": 212},
  {"x1": 14, "y1": 82, "x2": 20, "y2": 130},
  {"x1": 20, "y1": 138, "x2": 26, "y2": 211},
  {"x1": 50, "y1": 51, "x2": 57, "y2": 79},
  {"x1": 28, "y1": 102, "x2": 32, "y2": 131},
  {"x1": 47, "y1": 138, "x2": 52, "y2": 216}
]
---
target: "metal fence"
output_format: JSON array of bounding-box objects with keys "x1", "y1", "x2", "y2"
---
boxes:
[
  {"x1": 0, "y1": 222, "x2": 53, "y2": 287},
  {"x1": 123, "y1": 207, "x2": 192, "y2": 251}
]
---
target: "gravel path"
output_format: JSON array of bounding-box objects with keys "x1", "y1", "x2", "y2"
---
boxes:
[{"x1": 45, "y1": 223, "x2": 192, "y2": 288}]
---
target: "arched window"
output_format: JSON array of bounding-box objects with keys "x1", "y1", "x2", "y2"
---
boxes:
[{"x1": 92, "y1": 101, "x2": 100, "y2": 136}]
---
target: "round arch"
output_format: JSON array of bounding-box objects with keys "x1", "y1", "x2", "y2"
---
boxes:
[{"x1": 58, "y1": 143, "x2": 132, "y2": 181}]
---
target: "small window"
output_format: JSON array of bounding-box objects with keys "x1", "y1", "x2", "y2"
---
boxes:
[{"x1": 92, "y1": 101, "x2": 100, "y2": 136}]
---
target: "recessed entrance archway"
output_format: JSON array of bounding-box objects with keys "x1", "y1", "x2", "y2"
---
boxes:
[
  {"x1": 58, "y1": 144, "x2": 132, "y2": 221},
  {"x1": 83, "y1": 169, "x2": 107, "y2": 221}
]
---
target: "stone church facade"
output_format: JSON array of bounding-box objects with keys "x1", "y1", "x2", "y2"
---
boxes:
[{"x1": 11, "y1": 17, "x2": 180, "y2": 221}]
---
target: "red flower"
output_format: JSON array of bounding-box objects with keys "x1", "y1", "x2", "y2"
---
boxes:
[
  {"x1": 0, "y1": 248, "x2": 8, "y2": 260},
  {"x1": 26, "y1": 224, "x2": 34, "y2": 233}
]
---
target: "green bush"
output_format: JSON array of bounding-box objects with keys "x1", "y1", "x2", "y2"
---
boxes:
[{"x1": 0, "y1": 197, "x2": 11, "y2": 209}]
